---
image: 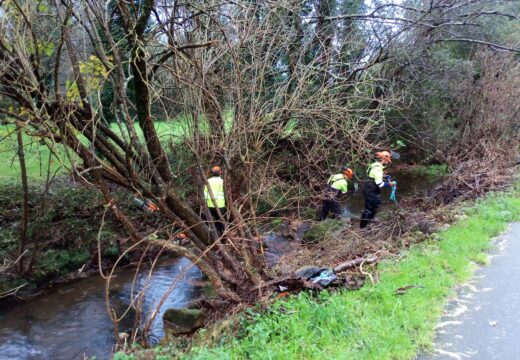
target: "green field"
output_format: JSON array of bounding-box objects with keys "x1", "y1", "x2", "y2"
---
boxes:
[
  {"x1": 0, "y1": 126, "x2": 67, "y2": 182},
  {"x1": 0, "y1": 110, "x2": 239, "y2": 182},
  {"x1": 0, "y1": 119, "x2": 194, "y2": 182}
]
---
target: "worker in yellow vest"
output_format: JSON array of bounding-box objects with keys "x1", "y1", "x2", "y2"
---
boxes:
[
  {"x1": 360, "y1": 151, "x2": 395, "y2": 228},
  {"x1": 320, "y1": 166, "x2": 353, "y2": 220},
  {"x1": 204, "y1": 166, "x2": 226, "y2": 236}
]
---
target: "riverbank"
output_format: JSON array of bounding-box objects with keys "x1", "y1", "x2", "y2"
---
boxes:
[
  {"x1": 116, "y1": 180, "x2": 520, "y2": 360},
  {"x1": 0, "y1": 179, "x2": 167, "y2": 300},
  {"x1": 183, "y1": 185, "x2": 520, "y2": 359}
]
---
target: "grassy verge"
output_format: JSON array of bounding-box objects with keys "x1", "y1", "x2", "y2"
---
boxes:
[{"x1": 183, "y1": 186, "x2": 520, "y2": 360}]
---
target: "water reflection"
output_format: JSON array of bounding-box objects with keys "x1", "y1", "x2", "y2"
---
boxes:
[{"x1": 0, "y1": 257, "x2": 201, "y2": 360}]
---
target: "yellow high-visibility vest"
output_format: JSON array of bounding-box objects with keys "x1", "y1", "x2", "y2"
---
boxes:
[
  {"x1": 367, "y1": 162, "x2": 384, "y2": 186},
  {"x1": 327, "y1": 174, "x2": 349, "y2": 194},
  {"x1": 204, "y1": 176, "x2": 226, "y2": 208}
]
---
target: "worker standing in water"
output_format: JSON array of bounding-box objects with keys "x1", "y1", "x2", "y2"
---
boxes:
[
  {"x1": 360, "y1": 151, "x2": 395, "y2": 228},
  {"x1": 320, "y1": 166, "x2": 354, "y2": 221},
  {"x1": 204, "y1": 166, "x2": 226, "y2": 236}
]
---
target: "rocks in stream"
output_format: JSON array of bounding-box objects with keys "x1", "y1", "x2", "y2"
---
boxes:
[{"x1": 163, "y1": 308, "x2": 205, "y2": 335}]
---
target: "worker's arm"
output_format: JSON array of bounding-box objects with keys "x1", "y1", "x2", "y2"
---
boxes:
[{"x1": 338, "y1": 180, "x2": 349, "y2": 194}]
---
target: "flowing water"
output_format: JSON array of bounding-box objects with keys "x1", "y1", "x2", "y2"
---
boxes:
[
  {"x1": 0, "y1": 257, "x2": 201, "y2": 360},
  {"x1": 0, "y1": 169, "x2": 442, "y2": 360}
]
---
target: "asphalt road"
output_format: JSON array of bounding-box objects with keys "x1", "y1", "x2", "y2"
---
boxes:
[{"x1": 419, "y1": 222, "x2": 520, "y2": 360}]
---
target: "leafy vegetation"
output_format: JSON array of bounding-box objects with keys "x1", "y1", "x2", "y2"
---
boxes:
[
  {"x1": 0, "y1": 182, "x2": 124, "y2": 292},
  {"x1": 302, "y1": 220, "x2": 344, "y2": 244}
]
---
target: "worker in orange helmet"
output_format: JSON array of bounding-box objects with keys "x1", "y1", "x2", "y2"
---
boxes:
[
  {"x1": 320, "y1": 166, "x2": 354, "y2": 221},
  {"x1": 360, "y1": 151, "x2": 395, "y2": 228},
  {"x1": 204, "y1": 165, "x2": 226, "y2": 236},
  {"x1": 174, "y1": 232, "x2": 189, "y2": 245}
]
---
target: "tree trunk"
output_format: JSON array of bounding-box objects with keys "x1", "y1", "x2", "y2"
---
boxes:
[{"x1": 16, "y1": 125, "x2": 29, "y2": 275}]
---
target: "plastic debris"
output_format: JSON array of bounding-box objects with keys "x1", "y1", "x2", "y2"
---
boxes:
[
  {"x1": 390, "y1": 181, "x2": 398, "y2": 204},
  {"x1": 294, "y1": 266, "x2": 337, "y2": 287},
  {"x1": 310, "y1": 269, "x2": 337, "y2": 287}
]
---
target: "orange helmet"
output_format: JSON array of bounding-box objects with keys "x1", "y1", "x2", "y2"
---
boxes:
[
  {"x1": 342, "y1": 166, "x2": 353, "y2": 180},
  {"x1": 376, "y1": 151, "x2": 392, "y2": 163},
  {"x1": 177, "y1": 233, "x2": 187, "y2": 240},
  {"x1": 211, "y1": 165, "x2": 221, "y2": 176},
  {"x1": 146, "y1": 200, "x2": 159, "y2": 212}
]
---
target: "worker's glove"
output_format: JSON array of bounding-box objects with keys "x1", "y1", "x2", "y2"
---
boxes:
[{"x1": 384, "y1": 175, "x2": 396, "y2": 188}]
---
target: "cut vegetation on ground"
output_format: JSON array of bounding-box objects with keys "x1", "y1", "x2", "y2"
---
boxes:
[{"x1": 181, "y1": 185, "x2": 520, "y2": 360}]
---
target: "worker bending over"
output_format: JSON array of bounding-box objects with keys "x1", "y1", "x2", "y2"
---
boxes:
[
  {"x1": 320, "y1": 166, "x2": 353, "y2": 221},
  {"x1": 204, "y1": 166, "x2": 226, "y2": 236},
  {"x1": 360, "y1": 151, "x2": 395, "y2": 228}
]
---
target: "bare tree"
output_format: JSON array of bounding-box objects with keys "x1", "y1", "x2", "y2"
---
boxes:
[{"x1": 0, "y1": 0, "x2": 518, "y2": 320}]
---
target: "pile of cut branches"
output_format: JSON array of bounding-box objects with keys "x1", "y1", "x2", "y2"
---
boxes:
[{"x1": 431, "y1": 160, "x2": 518, "y2": 206}]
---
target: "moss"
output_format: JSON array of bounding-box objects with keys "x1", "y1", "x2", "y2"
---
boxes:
[
  {"x1": 302, "y1": 220, "x2": 344, "y2": 244},
  {"x1": 408, "y1": 164, "x2": 448, "y2": 178}
]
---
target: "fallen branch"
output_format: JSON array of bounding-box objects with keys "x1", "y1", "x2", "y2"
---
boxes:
[
  {"x1": 253, "y1": 275, "x2": 293, "y2": 290},
  {"x1": 0, "y1": 283, "x2": 27, "y2": 299},
  {"x1": 333, "y1": 255, "x2": 378, "y2": 273}
]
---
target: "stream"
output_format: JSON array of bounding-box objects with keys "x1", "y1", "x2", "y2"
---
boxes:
[
  {"x1": 0, "y1": 257, "x2": 201, "y2": 360},
  {"x1": 0, "y1": 169, "x2": 442, "y2": 360}
]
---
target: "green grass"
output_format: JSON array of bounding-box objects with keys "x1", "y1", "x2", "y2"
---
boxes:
[
  {"x1": 0, "y1": 121, "x2": 189, "y2": 181},
  {"x1": 184, "y1": 186, "x2": 520, "y2": 360},
  {"x1": 0, "y1": 125, "x2": 70, "y2": 181},
  {"x1": 0, "y1": 111, "x2": 235, "y2": 182},
  {"x1": 0, "y1": 120, "x2": 190, "y2": 181}
]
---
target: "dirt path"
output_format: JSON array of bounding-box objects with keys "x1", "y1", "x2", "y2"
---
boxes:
[{"x1": 419, "y1": 223, "x2": 520, "y2": 360}]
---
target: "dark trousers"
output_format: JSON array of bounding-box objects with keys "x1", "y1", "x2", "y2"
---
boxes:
[
  {"x1": 209, "y1": 207, "x2": 226, "y2": 236},
  {"x1": 320, "y1": 198, "x2": 342, "y2": 221},
  {"x1": 360, "y1": 181, "x2": 381, "y2": 228}
]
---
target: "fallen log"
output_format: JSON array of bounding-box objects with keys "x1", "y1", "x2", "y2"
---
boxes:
[{"x1": 333, "y1": 255, "x2": 378, "y2": 273}]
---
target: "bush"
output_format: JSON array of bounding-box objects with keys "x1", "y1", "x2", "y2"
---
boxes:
[{"x1": 38, "y1": 248, "x2": 89, "y2": 277}]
